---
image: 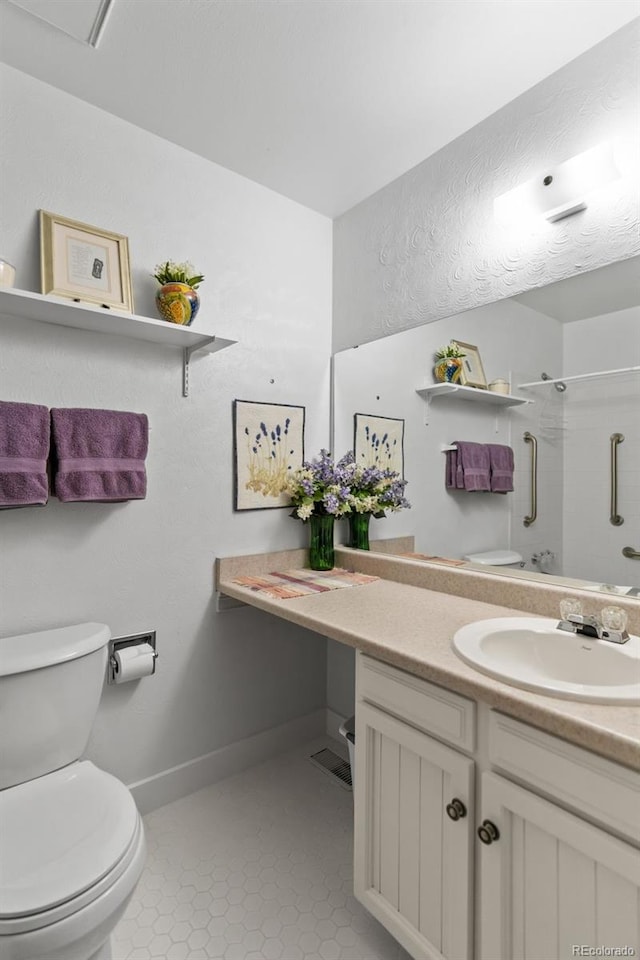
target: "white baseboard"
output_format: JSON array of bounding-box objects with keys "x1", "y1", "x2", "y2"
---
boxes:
[
  {"x1": 326, "y1": 707, "x2": 348, "y2": 741},
  {"x1": 129, "y1": 708, "x2": 326, "y2": 814}
]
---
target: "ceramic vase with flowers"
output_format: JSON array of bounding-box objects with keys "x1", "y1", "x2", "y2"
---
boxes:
[
  {"x1": 433, "y1": 342, "x2": 466, "y2": 383},
  {"x1": 337, "y1": 451, "x2": 411, "y2": 550},
  {"x1": 153, "y1": 260, "x2": 204, "y2": 326}
]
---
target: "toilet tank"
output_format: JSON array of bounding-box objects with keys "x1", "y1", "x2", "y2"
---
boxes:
[{"x1": 0, "y1": 623, "x2": 110, "y2": 790}]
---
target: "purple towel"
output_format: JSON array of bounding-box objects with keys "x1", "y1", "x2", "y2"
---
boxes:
[
  {"x1": 487, "y1": 443, "x2": 514, "y2": 493},
  {"x1": 0, "y1": 401, "x2": 50, "y2": 508},
  {"x1": 447, "y1": 441, "x2": 491, "y2": 492},
  {"x1": 51, "y1": 408, "x2": 148, "y2": 502}
]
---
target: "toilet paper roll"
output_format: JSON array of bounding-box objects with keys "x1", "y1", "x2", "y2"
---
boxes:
[{"x1": 112, "y1": 643, "x2": 156, "y2": 683}]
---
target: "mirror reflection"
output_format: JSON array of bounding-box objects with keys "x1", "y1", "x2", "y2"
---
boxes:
[{"x1": 333, "y1": 256, "x2": 640, "y2": 598}]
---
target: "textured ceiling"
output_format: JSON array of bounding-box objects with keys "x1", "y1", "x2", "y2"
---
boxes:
[{"x1": 0, "y1": 0, "x2": 638, "y2": 217}]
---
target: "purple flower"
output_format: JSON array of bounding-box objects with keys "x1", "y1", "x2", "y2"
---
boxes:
[{"x1": 323, "y1": 493, "x2": 340, "y2": 514}]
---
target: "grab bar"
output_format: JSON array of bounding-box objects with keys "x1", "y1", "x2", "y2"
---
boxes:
[
  {"x1": 610, "y1": 433, "x2": 624, "y2": 526},
  {"x1": 622, "y1": 546, "x2": 640, "y2": 560},
  {"x1": 523, "y1": 432, "x2": 537, "y2": 527}
]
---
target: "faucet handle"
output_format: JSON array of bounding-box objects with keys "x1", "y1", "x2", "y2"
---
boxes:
[
  {"x1": 600, "y1": 606, "x2": 630, "y2": 644},
  {"x1": 601, "y1": 606, "x2": 628, "y2": 632},
  {"x1": 559, "y1": 597, "x2": 583, "y2": 620}
]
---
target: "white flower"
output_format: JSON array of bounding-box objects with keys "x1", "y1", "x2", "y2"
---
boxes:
[{"x1": 296, "y1": 502, "x2": 314, "y2": 520}]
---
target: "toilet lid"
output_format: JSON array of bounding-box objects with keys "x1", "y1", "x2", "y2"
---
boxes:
[
  {"x1": 0, "y1": 761, "x2": 139, "y2": 918},
  {"x1": 464, "y1": 549, "x2": 522, "y2": 565}
]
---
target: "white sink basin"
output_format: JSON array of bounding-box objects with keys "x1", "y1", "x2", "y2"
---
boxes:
[{"x1": 452, "y1": 617, "x2": 640, "y2": 703}]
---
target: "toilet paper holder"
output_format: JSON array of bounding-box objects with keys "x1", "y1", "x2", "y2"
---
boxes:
[{"x1": 108, "y1": 631, "x2": 157, "y2": 684}]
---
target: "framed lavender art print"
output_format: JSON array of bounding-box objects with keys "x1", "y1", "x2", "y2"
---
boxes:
[
  {"x1": 233, "y1": 400, "x2": 305, "y2": 510},
  {"x1": 354, "y1": 413, "x2": 404, "y2": 478}
]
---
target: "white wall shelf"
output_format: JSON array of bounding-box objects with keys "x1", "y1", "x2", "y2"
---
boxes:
[
  {"x1": 415, "y1": 382, "x2": 532, "y2": 425},
  {"x1": 0, "y1": 287, "x2": 237, "y2": 397}
]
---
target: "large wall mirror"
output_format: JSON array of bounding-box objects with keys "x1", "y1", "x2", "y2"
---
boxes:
[{"x1": 332, "y1": 255, "x2": 640, "y2": 598}]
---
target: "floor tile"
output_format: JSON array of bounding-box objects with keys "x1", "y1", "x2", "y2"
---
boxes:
[{"x1": 113, "y1": 738, "x2": 410, "y2": 960}]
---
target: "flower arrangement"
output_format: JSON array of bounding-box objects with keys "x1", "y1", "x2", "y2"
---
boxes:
[
  {"x1": 249, "y1": 447, "x2": 410, "y2": 521},
  {"x1": 152, "y1": 260, "x2": 205, "y2": 289},
  {"x1": 284, "y1": 449, "x2": 352, "y2": 521},
  {"x1": 337, "y1": 451, "x2": 410, "y2": 517},
  {"x1": 434, "y1": 342, "x2": 466, "y2": 360}
]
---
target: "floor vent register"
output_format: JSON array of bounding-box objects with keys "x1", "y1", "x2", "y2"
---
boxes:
[{"x1": 309, "y1": 747, "x2": 352, "y2": 790}]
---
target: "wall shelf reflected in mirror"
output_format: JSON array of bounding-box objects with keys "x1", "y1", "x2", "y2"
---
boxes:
[{"x1": 416, "y1": 382, "x2": 532, "y2": 425}]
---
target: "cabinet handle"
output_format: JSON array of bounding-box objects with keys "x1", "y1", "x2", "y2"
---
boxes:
[
  {"x1": 477, "y1": 820, "x2": 500, "y2": 844},
  {"x1": 446, "y1": 798, "x2": 467, "y2": 821}
]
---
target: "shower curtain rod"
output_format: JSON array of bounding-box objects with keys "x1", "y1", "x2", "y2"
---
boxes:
[{"x1": 518, "y1": 366, "x2": 640, "y2": 388}]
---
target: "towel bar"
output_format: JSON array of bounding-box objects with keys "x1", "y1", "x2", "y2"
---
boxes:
[
  {"x1": 523, "y1": 432, "x2": 537, "y2": 527},
  {"x1": 610, "y1": 433, "x2": 624, "y2": 526}
]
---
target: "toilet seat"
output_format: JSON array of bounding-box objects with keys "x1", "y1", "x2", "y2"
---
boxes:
[{"x1": 0, "y1": 761, "x2": 140, "y2": 935}]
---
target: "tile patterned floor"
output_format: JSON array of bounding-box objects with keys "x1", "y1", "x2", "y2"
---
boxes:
[{"x1": 113, "y1": 738, "x2": 411, "y2": 960}]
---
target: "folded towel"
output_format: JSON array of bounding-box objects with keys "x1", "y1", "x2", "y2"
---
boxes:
[
  {"x1": 51, "y1": 408, "x2": 148, "y2": 502},
  {"x1": 448, "y1": 441, "x2": 491, "y2": 492},
  {"x1": 0, "y1": 401, "x2": 50, "y2": 508},
  {"x1": 487, "y1": 443, "x2": 514, "y2": 493}
]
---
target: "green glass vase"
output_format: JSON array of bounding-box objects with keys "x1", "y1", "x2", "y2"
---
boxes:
[
  {"x1": 348, "y1": 512, "x2": 371, "y2": 550},
  {"x1": 308, "y1": 514, "x2": 335, "y2": 571}
]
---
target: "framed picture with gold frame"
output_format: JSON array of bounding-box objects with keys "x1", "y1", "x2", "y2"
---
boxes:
[
  {"x1": 450, "y1": 339, "x2": 487, "y2": 388},
  {"x1": 40, "y1": 210, "x2": 134, "y2": 312}
]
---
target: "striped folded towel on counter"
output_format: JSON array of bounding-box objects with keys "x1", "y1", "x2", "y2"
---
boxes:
[{"x1": 232, "y1": 567, "x2": 379, "y2": 599}]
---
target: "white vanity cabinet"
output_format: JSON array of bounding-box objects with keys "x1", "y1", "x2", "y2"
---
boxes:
[
  {"x1": 354, "y1": 652, "x2": 640, "y2": 960},
  {"x1": 354, "y1": 653, "x2": 477, "y2": 960},
  {"x1": 480, "y1": 713, "x2": 640, "y2": 960}
]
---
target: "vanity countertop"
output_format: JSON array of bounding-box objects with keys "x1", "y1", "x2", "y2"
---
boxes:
[{"x1": 216, "y1": 549, "x2": 640, "y2": 771}]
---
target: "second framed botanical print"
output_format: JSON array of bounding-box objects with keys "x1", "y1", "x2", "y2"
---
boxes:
[
  {"x1": 354, "y1": 413, "x2": 404, "y2": 478},
  {"x1": 233, "y1": 400, "x2": 305, "y2": 510}
]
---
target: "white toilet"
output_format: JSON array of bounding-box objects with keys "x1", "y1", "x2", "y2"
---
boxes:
[
  {"x1": 0, "y1": 623, "x2": 146, "y2": 960},
  {"x1": 463, "y1": 548, "x2": 524, "y2": 569}
]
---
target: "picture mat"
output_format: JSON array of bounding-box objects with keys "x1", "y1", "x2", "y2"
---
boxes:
[{"x1": 234, "y1": 400, "x2": 305, "y2": 510}]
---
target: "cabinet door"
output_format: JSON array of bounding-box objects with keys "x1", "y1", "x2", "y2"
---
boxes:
[
  {"x1": 354, "y1": 701, "x2": 474, "y2": 960},
  {"x1": 479, "y1": 772, "x2": 640, "y2": 960}
]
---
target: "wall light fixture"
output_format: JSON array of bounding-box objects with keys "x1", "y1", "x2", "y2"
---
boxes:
[{"x1": 494, "y1": 142, "x2": 621, "y2": 227}]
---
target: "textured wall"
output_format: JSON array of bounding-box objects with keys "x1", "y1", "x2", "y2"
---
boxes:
[
  {"x1": 0, "y1": 65, "x2": 331, "y2": 787},
  {"x1": 333, "y1": 22, "x2": 640, "y2": 352}
]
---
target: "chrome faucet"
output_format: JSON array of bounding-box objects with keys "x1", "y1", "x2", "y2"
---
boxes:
[
  {"x1": 557, "y1": 613, "x2": 629, "y2": 644},
  {"x1": 558, "y1": 613, "x2": 603, "y2": 638}
]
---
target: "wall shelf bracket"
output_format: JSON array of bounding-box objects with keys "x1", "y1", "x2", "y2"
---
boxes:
[{"x1": 183, "y1": 336, "x2": 217, "y2": 397}]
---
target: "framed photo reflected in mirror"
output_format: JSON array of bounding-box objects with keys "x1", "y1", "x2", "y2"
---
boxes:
[{"x1": 450, "y1": 340, "x2": 487, "y2": 388}]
